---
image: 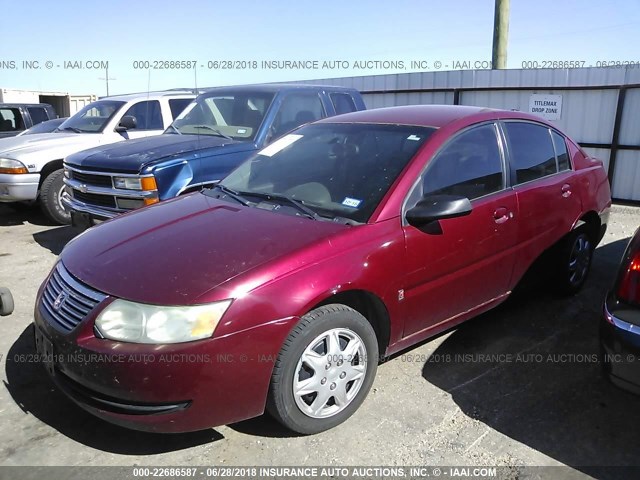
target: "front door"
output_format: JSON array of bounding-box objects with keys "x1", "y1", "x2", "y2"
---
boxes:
[{"x1": 401, "y1": 122, "x2": 518, "y2": 337}]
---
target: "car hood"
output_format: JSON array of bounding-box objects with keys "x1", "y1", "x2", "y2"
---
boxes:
[
  {"x1": 0, "y1": 132, "x2": 105, "y2": 160},
  {"x1": 65, "y1": 134, "x2": 249, "y2": 173},
  {"x1": 61, "y1": 192, "x2": 346, "y2": 305}
]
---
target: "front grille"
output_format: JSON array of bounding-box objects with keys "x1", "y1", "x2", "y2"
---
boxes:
[
  {"x1": 40, "y1": 262, "x2": 107, "y2": 333},
  {"x1": 70, "y1": 171, "x2": 113, "y2": 187},
  {"x1": 73, "y1": 190, "x2": 117, "y2": 208}
]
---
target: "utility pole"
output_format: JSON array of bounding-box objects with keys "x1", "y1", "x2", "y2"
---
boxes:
[
  {"x1": 492, "y1": 0, "x2": 510, "y2": 69},
  {"x1": 99, "y1": 66, "x2": 116, "y2": 96}
]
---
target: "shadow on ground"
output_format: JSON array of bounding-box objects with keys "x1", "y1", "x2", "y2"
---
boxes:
[
  {"x1": 422, "y1": 238, "x2": 638, "y2": 479},
  {"x1": 4, "y1": 325, "x2": 223, "y2": 455},
  {"x1": 0, "y1": 204, "x2": 54, "y2": 228},
  {"x1": 32, "y1": 226, "x2": 78, "y2": 255}
]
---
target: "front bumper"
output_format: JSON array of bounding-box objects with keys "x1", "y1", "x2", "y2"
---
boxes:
[
  {"x1": 34, "y1": 297, "x2": 298, "y2": 433},
  {"x1": 61, "y1": 191, "x2": 119, "y2": 223},
  {"x1": 0, "y1": 173, "x2": 40, "y2": 202},
  {"x1": 600, "y1": 299, "x2": 640, "y2": 394}
]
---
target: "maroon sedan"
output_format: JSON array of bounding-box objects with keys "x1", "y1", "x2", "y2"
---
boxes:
[{"x1": 34, "y1": 105, "x2": 611, "y2": 434}]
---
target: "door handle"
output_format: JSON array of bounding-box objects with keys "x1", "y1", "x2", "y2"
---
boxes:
[
  {"x1": 493, "y1": 207, "x2": 510, "y2": 224},
  {"x1": 561, "y1": 184, "x2": 572, "y2": 198}
]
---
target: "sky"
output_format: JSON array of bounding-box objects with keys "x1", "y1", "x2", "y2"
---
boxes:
[{"x1": 1, "y1": 0, "x2": 640, "y2": 96}]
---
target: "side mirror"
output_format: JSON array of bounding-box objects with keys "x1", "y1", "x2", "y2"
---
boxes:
[
  {"x1": 116, "y1": 115, "x2": 137, "y2": 132},
  {"x1": 406, "y1": 195, "x2": 472, "y2": 228}
]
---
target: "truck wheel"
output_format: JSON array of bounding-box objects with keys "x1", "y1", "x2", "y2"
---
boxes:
[
  {"x1": 0, "y1": 288, "x2": 14, "y2": 316},
  {"x1": 552, "y1": 228, "x2": 593, "y2": 296},
  {"x1": 267, "y1": 304, "x2": 378, "y2": 434},
  {"x1": 40, "y1": 169, "x2": 70, "y2": 225}
]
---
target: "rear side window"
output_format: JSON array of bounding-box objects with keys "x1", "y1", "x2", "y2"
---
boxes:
[
  {"x1": 422, "y1": 124, "x2": 504, "y2": 200},
  {"x1": 551, "y1": 131, "x2": 571, "y2": 171},
  {"x1": 27, "y1": 107, "x2": 49, "y2": 125},
  {"x1": 504, "y1": 122, "x2": 557, "y2": 184},
  {"x1": 169, "y1": 98, "x2": 193, "y2": 119},
  {"x1": 123, "y1": 100, "x2": 163, "y2": 130},
  {"x1": 330, "y1": 93, "x2": 357, "y2": 115},
  {"x1": 0, "y1": 108, "x2": 23, "y2": 131}
]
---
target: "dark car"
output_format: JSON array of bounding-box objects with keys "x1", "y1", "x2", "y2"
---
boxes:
[
  {"x1": 35, "y1": 105, "x2": 611, "y2": 434},
  {"x1": 0, "y1": 103, "x2": 57, "y2": 138},
  {"x1": 601, "y1": 227, "x2": 640, "y2": 393}
]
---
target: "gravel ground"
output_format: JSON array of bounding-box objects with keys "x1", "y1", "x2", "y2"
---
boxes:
[{"x1": 0, "y1": 203, "x2": 639, "y2": 479}]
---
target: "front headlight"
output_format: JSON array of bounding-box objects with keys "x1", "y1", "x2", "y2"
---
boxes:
[
  {"x1": 0, "y1": 158, "x2": 28, "y2": 174},
  {"x1": 113, "y1": 175, "x2": 157, "y2": 191},
  {"x1": 95, "y1": 299, "x2": 232, "y2": 344}
]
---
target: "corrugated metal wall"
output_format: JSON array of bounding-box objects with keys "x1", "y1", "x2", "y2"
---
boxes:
[{"x1": 299, "y1": 67, "x2": 640, "y2": 202}]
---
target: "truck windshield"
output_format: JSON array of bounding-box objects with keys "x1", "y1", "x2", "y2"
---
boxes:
[
  {"x1": 218, "y1": 123, "x2": 436, "y2": 223},
  {"x1": 169, "y1": 91, "x2": 274, "y2": 141},
  {"x1": 58, "y1": 100, "x2": 125, "y2": 133}
]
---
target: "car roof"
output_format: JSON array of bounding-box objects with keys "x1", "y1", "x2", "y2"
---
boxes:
[
  {"x1": 100, "y1": 91, "x2": 196, "y2": 101},
  {"x1": 316, "y1": 104, "x2": 546, "y2": 129},
  {"x1": 197, "y1": 83, "x2": 359, "y2": 95},
  {"x1": 0, "y1": 103, "x2": 54, "y2": 108}
]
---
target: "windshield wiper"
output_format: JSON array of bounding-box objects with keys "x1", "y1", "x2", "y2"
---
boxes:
[
  {"x1": 237, "y1": 190, "x2": 321, "y2": 220},
  {"x1": 209, "y1": 184, "x2": 250, "y2": 206},
  {"x1": 60, "y1": 126, "x2": 83, "y2": 133},
  {"x1": 166, "y1": 124, "x2": 182, "y2": 135},
  {"x1": 191, "y1": 125, "x2": 233, "y2": 140}
]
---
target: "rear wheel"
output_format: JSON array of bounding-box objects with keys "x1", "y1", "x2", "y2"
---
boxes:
[
  {"x1": 40, "y1": 169, "x2": 70, "y2": 224},
  {"x1": 553, "y1": 229, "x2": 593, "y2": 295},
  {"x1": 267, "y1": 304, "x2": 378, "y2": 434}
]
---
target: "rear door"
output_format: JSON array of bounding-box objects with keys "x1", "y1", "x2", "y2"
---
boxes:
[
  {"x1": 401, "y1": 122, "x2": 518, "y2": 337},
  {"x1": 500, "y1": 121, "x2": 583, "y2": 284}
]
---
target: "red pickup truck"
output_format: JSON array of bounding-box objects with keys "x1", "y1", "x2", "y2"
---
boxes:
[{"x1": 34, "y1": 105, "x2": 611, "y2": 434}]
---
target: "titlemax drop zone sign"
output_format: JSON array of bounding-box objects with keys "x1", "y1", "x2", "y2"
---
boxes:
[{"x1": 528, "y1": 94, "x2": 563, "y2": 120}]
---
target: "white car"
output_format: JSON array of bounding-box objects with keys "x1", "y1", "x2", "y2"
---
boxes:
[{"x1": 0, "y1": 91, "x2": 195, "y2": 223}]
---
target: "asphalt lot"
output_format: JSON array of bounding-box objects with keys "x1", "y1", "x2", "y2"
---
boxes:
[{"x1": 1, "y1": 202, "x2": 639, "y2": 478}]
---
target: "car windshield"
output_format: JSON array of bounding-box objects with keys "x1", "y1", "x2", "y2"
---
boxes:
[
  {"x1": 168, "y1": 91, "x2": 274, "y2": 141},
  {"x1": 217, "y1": 123, "x2": 435, "y2": 223},
  {"x1": 58, "y1": 100, "x2": 125, "y2": 133}
]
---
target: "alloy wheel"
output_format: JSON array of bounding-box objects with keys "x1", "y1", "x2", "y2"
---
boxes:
[{"x1": 293, "y1": 328, "x2": 367, "y2": 419}]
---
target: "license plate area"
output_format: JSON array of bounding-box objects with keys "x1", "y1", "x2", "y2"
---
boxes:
[{"x1": 34, "y1": 326, "x2": 55, "y2": 376}]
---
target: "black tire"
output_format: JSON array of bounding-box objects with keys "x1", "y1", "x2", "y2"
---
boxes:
[
  {"x1": 40, "y1": 169, "x2": 70, "y2": 224},
  {"x1": 267, "y1": 304, "x2": 378, "y2": 434},
  {"x1": 0, "y1": 287, "x2": 14, "y2": 316},
  {"x1": 552, "y1": 228, "x2": 594, "y2": 296}
]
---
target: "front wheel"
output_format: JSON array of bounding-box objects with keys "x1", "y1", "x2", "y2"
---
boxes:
[
  {"x1": 553, "y1": 229, "x2": 593, "y2": 295},
  {"x1": 40, "y1": 169, "x2": 70, "y2": 224},
  {"x1": 267, "y1": 304, "x2": 378, "y2": 434}
]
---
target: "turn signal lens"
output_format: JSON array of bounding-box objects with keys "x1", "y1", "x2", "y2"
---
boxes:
[
  {"x1": 0, "y1": 158, "x2": 28, "y2": 174},
  {"x1": 144, "y1": 196, "x2": 159, "y2": 206},
  {"x1": 141, "y1": 176, "x2": 157, "y2": 191}
]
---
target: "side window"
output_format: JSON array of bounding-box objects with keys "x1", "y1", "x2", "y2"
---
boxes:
[
  {"x1": 330, "y1": 93, "x2": 357, "y2": 115},
  {"x1": 0, "y1": 108, "x2": 23, "y2": 131},
  {"x1": 169, "y1": 98, "x2": 193, "y2": 119},
  {"x1": 122, "y1": 100, "x2": 163, "y2": 130},
  {"x1": 272, "y1": 93, "x2": 325, "y2": 139},
  {"x1": 504, "y1": 122, "x2": 558, "y2": 184},
  {"x1": 551, "y1": 130, "x2": 570, "y2": 171},
  {"x1": 420, "y1": 124, "x2": 504, "y2": 201},
  {"x1": 27, "y1": 107, "x2": 49, "y2": 125}
]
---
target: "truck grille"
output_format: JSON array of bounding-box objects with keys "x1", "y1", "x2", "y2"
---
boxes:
[
  {"x1": 40, "y1": 262, "x2": 107, "y2": 333},
  {"x1": 73, "y1": 190, "x2": 117, "y2": 208},
  {"x1": 70, "y1": 171, "x2": 113, "y2": 187}
]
